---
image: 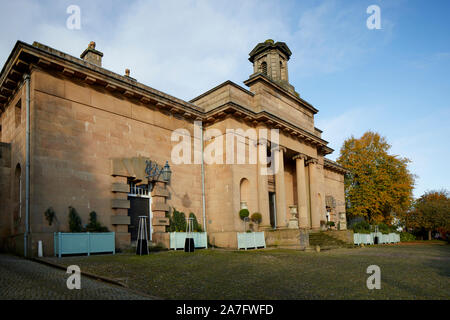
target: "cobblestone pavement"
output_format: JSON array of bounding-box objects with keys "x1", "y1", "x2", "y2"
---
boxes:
[{"x1": 0, "y1": 254, "x2": 152, "y2": 300}]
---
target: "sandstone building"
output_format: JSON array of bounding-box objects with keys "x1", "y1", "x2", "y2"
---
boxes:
[{"x1": 0, "y1": 39, "x2": 347, "y2": 256}]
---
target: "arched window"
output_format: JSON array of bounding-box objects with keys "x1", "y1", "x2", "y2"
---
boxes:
[
  {"x1": 240, "y1": 178, "x2": 250, "y2": 209},
  {"x1": 261, "y1": 62, "x2": 267, "y2": 75}
]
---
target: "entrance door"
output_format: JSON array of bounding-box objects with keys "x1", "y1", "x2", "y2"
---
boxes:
[
  {"x1": 269, "y1": 192, "x2": 277, "y2": 229},
  {"x1": 128, "y1": 197, "x2": 150, "y2": 241}
]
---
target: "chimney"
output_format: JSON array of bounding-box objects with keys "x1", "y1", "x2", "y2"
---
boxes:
[
  {"x1": 124, "y1": 68, "x2": 136, "y2": 81},
  {"x1": 80, "y1": 41, "x2": 103, "y2": 67}
]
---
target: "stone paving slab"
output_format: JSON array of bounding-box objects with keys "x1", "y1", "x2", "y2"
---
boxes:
[{"x1": 0, "y1": 254, "x2": 152, "y2": 300}]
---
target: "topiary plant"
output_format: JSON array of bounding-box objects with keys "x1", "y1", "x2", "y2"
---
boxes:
[
  {"x1": 250, "y1": 212, "x2": 262, "y2": 224},
  {"x1": 239, "y1": 208, "x2": 250, "y2": 221}
]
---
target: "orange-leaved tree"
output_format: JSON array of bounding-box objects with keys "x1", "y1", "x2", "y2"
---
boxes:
[
  {"x1": 408, "y1": 190, "x2": 450, "y2": 240},
  {"x1": 337, "y1": 131, "x2": 415, "y2": 224}
]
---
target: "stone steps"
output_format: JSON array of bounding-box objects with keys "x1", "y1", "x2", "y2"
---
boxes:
[{"x1": 308, "y1": 232, "x2": 349, "y2": 248}]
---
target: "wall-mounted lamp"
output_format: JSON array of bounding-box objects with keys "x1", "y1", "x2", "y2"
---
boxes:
[{"x1": 145, "y1": 160, "x2": 172, "y2": 191}]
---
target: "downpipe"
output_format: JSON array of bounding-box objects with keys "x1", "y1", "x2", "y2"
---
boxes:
[
  {"x1": 24, "y1": 74, "x2": 30, "y2": 258},
  {"x1": 200, "y1": 121, "x2": 207, "y2": 243}
]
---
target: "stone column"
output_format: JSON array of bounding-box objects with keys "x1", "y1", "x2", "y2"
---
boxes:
[
  {"x1": 294, "y1": 154, "x2": 309, "y2": 228},
  {"x1": 307, "y1": 158, "x2": 321, "y2": 230},
  {"x1": 151, "y1": 180, "x2": 170, "y2": 248},
  {"x1": 274, "y1": 146, "x2": 287, "y2": 228},
  {"x1": 257, "y1": 140, "x2": 270, "y2": 228},
  {"x1": 318, "y1": 162, "x2": 327, "y2": 225}
]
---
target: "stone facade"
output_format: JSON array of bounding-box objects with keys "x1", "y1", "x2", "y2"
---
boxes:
[{"x1": 0, "y1": 39, "x2": 348, "y2": 256}]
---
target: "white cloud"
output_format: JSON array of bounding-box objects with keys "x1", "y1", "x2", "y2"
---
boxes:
[
  {"x1": 0, "y1": 0, "x2": 381, "y2": 100},
  {"x1": 4, "y1": 0, "x2": 444, "y2": 198}
]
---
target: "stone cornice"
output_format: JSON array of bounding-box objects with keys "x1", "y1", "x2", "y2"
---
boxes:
[
  {"x1": 249, "y1": 40, "x2": 292, "y2": 63},
  {"x1": 190, "y1": 80, "x2": 254, "y2": 103},
  {"x1": 243, "y1": 73, "x2": 319, "y2": 115},
  {"x1": 324, "y1": 158, "x2": 349, "y2": 174},
  {"x1": 0, "y1": 41, "x2": 333, "y2": 158},
  {"x1": 0, "y1": 41, "x2": 204, "y2": 118},
  {"x1": 202, "y1": 101, "x2": 334, "y2": 155}
]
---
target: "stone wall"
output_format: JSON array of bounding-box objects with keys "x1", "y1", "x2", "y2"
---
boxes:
[
  {"x1": 325, "y1": 230, "x2": 354, "y2": 244},
  {"x1": 324, "y1": 167, "x2": 346, "y2": 227},
  {"x1": 0, "y1": 84, "x2": 26, "y2": 253},
  {"x1": 22, "y1": 68, "x2": 203, "y2": 255}
]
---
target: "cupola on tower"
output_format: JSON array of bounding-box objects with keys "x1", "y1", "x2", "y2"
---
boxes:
[{"x1": 248, "y1": 39, "x2": 297, "y2": 95}]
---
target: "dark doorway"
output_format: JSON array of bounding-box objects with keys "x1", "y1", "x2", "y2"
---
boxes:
[
  {"x1": 128, "y1": 197, "x2": 150, "y2": 241},
  {"x1": 269, "y1": 192, "x2": 277, "y2": 229}
]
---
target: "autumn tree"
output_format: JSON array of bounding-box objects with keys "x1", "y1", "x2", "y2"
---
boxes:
[
  {"x1": 408, "y1": 190, "x2": 450, "y2": 240},
  {"x1": 337, "y1": 131, "x2": 415, "y2": 224}
]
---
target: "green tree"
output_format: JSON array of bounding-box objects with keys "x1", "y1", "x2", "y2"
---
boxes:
[
  {"x1": 337, "y1": 131, "x2": 415, "y2": 224},
  {"x1": 408, "y1": 190, "x2": 450, "y2": 240}
]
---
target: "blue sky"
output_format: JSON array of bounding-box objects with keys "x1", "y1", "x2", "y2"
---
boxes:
[{"x1": 0, "y1": 0, "x2": 448, "y2": 197}]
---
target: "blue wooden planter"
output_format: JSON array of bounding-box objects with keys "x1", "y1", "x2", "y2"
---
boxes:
[
  {"x1": 169, "y1": 232, "x2": 208, "y2": 250},
  {"x1": 237, "y1": 232, "x2": 266, "y2": 250},
  {"x1": 353, "y1": 232, "x2": 400, "y2": 245},
  {"x1": 54, "y1": 232, "x2": 115, "y2": 258}
]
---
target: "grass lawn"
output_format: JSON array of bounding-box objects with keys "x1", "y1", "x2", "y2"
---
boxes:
[{"x1": 45, "y1": 243, "x2": 450, "y2": 300}]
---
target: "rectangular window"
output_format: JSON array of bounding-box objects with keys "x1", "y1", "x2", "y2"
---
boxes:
[{"x1": 15, "y1": 99, "x2": 21, "y2": 128}]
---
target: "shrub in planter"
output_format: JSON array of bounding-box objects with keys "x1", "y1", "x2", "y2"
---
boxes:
[
  {"x1": 44, "y1": 207, "x2": 56, "y2": 226},
  {"x1": 239, "y1": 208, "x2": 250, "y2": 220},
  {"x1": 327, "y1": 221, "x2": 335, "y2": 226},
  {"x1": 189, "y1": 212, "x2": 203, "y2": 232},
  {"x1": 377, "y1": 223, "x2": 391, "y2": 234},
  {"x1": 351, "y1": 220, "x2": 371, "y2": 234},
  {"x1": 86, "y1": 211, "x2": 109, "y2": 232},
  {"x1": 170, "y1": 208, "x2": 186, "y2": 232},
  {"x1": 250, "y1": 212, "x2": 262, "y2": 224},
  {"x1": 68, "y1": 206, "x2": 83, "y2": 232},
  {"x1": 400, "y1": 232, "x2": 416, "y2": 242}
]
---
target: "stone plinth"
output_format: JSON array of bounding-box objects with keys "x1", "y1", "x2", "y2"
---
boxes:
[{"x1": 288, "y1": 218, "x2": 299, "y2": 229}]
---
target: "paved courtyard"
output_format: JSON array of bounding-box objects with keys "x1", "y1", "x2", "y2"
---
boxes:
[
  {"x1": 0, "y1": 254, "x2": 152, "y2": 300},
  {"x1": 41, "y1": 243, "x2": 450, "y2": 300},
  {"x1": 2, "y1": 243, "x2": 449, "y2": 300}
]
